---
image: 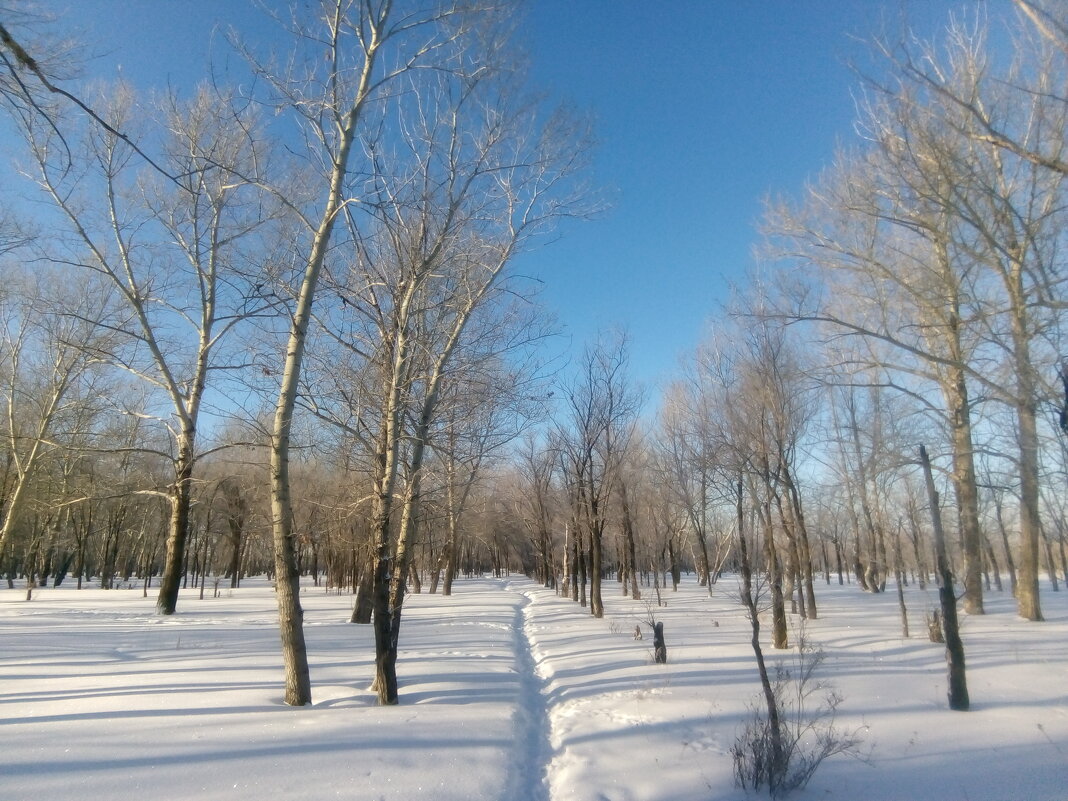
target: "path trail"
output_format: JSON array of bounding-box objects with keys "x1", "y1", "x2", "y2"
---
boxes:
[{"x1": 503, "y1": 582, "x2": 554, "y2": 801}]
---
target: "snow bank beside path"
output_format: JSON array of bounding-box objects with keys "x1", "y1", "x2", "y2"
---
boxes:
[{"x1": 516, "y1": 576, "x2": 1068, "y2": 801}]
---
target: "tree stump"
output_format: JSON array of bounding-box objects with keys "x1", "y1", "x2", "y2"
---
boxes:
[
  {"x1": 653, "y1": 621, "x2": 667, "y2": 664},
  {"x1": 927, "y1": 610, "x2": 944, "y2": 643}
]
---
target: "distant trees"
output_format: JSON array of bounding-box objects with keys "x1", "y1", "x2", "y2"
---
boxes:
[
  {"x1": 0, "y1": 268, "x2": 113, "y2": 563},
  {"x1": 656, "y1": 377, "x2": 725, "y2": 591},
  {"x1": 555, "y1": 334, "x2": 642, "y2": 618}
]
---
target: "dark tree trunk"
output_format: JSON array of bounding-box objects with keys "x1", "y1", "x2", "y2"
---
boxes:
[
  {"x1": 352, "y1": 549, "x2": 374, "y2": 624},
  {"x1": 442, "y1": 514, "x2": 459, "y2": 596},
  {"x1": 668, "y1": 537, "x2": 680, "y2": 591},
  {"x1": 653, "y1": 622, "x2": 666, "y2": 664},
  {"x1": 371, "y1": 534, "x2": 399, "y2": 704},
  {"x1": 983, "y1": 533, "x2": 1003, "y2": 592},
  {"x1": 156, "y1": 448, "x2": 194, "y2": 615},
  {"x1": 694, "y1": 528, "x2": 711, "y2": 587},
  {"x1": 736, "y1": 477, "x2": 785, "y2": 772},
  {"x1": 619, "y1": 480, "x2": 640, "y2": 600},
  {"x1": 920, "y1": 445, "x2": 969, "y2": 711}
]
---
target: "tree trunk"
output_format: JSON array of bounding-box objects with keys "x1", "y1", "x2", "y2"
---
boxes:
[
  {"x1": 567, "y1": 522, "x2": 578, "y2": 601},
  {"x1": 156, "y1": 445, "x2": 194, "y2": 615},
  {"x1": 782, "y1": 467, "x2": 817, "y2": 618},
  {"x1": 619, "y1": 480, "x2": 640, "y2": 600},
  {"x1": 1015, "y1": 391, "x2": 1044, "y2": 620},
  {"x1": 351, "y1": 548, "x2": 374, "y2": 624},
  {"x1": 993, "y1": 493, "x2": 1018, "y2": 596},
  {"x1": 539, "y1": 524, "x2": 553, "y2": 589},
  {"x1": 920, "y1": 445, "x2": 969, "y2": 711},
  {"x1": 227, "y1": 509, "x2": 244, "y2": 590},
  {"x1": 893, "y1": 522, "x2": 909, "y2": 638},
  {"x1": 442, "y1": 486, "x2": 460, "y2": 596},
  {"x1": 759, "y1": 469, "x2": 788, "y2": 650},
  {"x1": 693, "y1": 528, "x2": 712, "y2": 588},
  {"x1": 736, "y1": 478, "x2": 785, "y2": 772},
  {"x1": 983, "y1": 533, "x2": 1003, "y2": 592},
  {"x1": 948, "y1": 373, "x2": 984, "y2": 614},
  {"x1": 1042, "y1": 525, "x2": 1060, "y2": 591},
  {"x1": 589, "y1": 524, "x2": 604, "y2": 618},
  {"x1": 370, "y1": 502, "x2": 399, "y2": 705},
  {"x1": 668, "y1": 537, "x2": 680, "y2": 590}
]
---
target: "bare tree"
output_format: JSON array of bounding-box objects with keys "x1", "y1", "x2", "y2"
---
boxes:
[
  {"x1": 889, "y1": 16, "x2": 1067, "y2": 621},
  {"x1": 556, "y1": 333, "x2": 640, "y2": 619},
  {"x1": 514, "y1": 431, "x2": 560, "y2": 590},
  {"x1": 903, "y1": 1, "x2": 1068, "y2": 180},
  {"x1": 15, "y1": 81, "x2": 279, "y2": 617},
  {"x1": 0, "y1": 267, "x2": 113, "y2": 567},
  {"x1": 656, "y1": 378, "x2": 726, "y2": 590},
  {"x1": 0, "y1": 6, "x2": 170, "y2": 179},
  {"x1": 695, "y1": 312, "x2": 820, "y2": 649},
  {"x1": 765, "y1": 134, "x2": 989, "y2": 613},
  {"x1": 262, "y1": 1, "x2": 591, "y2": 703},
  {"x1": 431, "y1": 350, "x2": 545, "y2": 596}
]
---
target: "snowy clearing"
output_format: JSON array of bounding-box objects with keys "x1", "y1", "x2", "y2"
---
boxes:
[{"x1": 2, "y1": 576, "x2": 1066, "y2": 801}]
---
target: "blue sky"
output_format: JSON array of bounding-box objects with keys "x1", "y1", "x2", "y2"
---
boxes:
[
  {"x1": 22, "y1": 0, "x2": 1007, "y2": 391},
  {"x1": 516, "y1": 1, "x2": 998, "y2": 390}
]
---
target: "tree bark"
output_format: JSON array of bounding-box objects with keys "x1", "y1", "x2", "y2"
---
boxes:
[
  {"x1": 947, "y1": 366, "x2": 984, "y2": 614},
  {"x1": 156, "y1": 443, "x2": 194, "y2": 615},
  {"x1": 920, "y1": 445, "x2": 969, "y2": 711},
  {"x1": 736, "y1": 477, "x2": 785, "y2": 770},
  {"x1": 619, "y1": 479, "x2": 641, "y2": 600}
]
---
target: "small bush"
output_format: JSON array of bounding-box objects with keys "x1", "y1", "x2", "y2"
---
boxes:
[{"x1": 731, "y1": 641, "x2": 865, "y2": 797}]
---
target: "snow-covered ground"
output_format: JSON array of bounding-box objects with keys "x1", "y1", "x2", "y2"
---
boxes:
[{"x1": 2, "y1": 574, "x2": 1066, "y2": 800}]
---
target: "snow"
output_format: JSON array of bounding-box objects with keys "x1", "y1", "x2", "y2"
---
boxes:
[{"x1": 2, "y1": 575, "x2": 1066, "y2": 800}]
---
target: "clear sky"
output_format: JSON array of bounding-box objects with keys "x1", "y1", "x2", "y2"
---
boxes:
[
  {"x1": 515, "y1": 0, "x2": 1005, "y2": 391},
  {"x1": 13, "y1": 0, "x2": 1011, "y2": 391}
]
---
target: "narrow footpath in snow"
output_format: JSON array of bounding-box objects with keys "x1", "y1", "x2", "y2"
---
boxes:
[{"x1": 503, "y1": 582, "x2": 554, "y2": 801}]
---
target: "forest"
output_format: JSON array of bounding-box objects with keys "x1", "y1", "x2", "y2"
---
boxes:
[{"x1": 1, "y1": 3, "x2": 1067, "y2": 781}]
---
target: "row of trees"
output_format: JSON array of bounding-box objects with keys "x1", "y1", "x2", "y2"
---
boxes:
[
  {"x1": 459, "y1": 1, "x2": 1068, "y2": 636},
  {"x1": 0, "y1": 0, "x2": 591, "y2": 705},
  {"x1": 531, "y1": 1, "x2": 1068, "y2": 631},
  {"x1": 763, "y1": 3, "x2": 1068, "y2": 623},
  {"x1": 3, "y1": 1, "x2": 1067, "y2": 708}
]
